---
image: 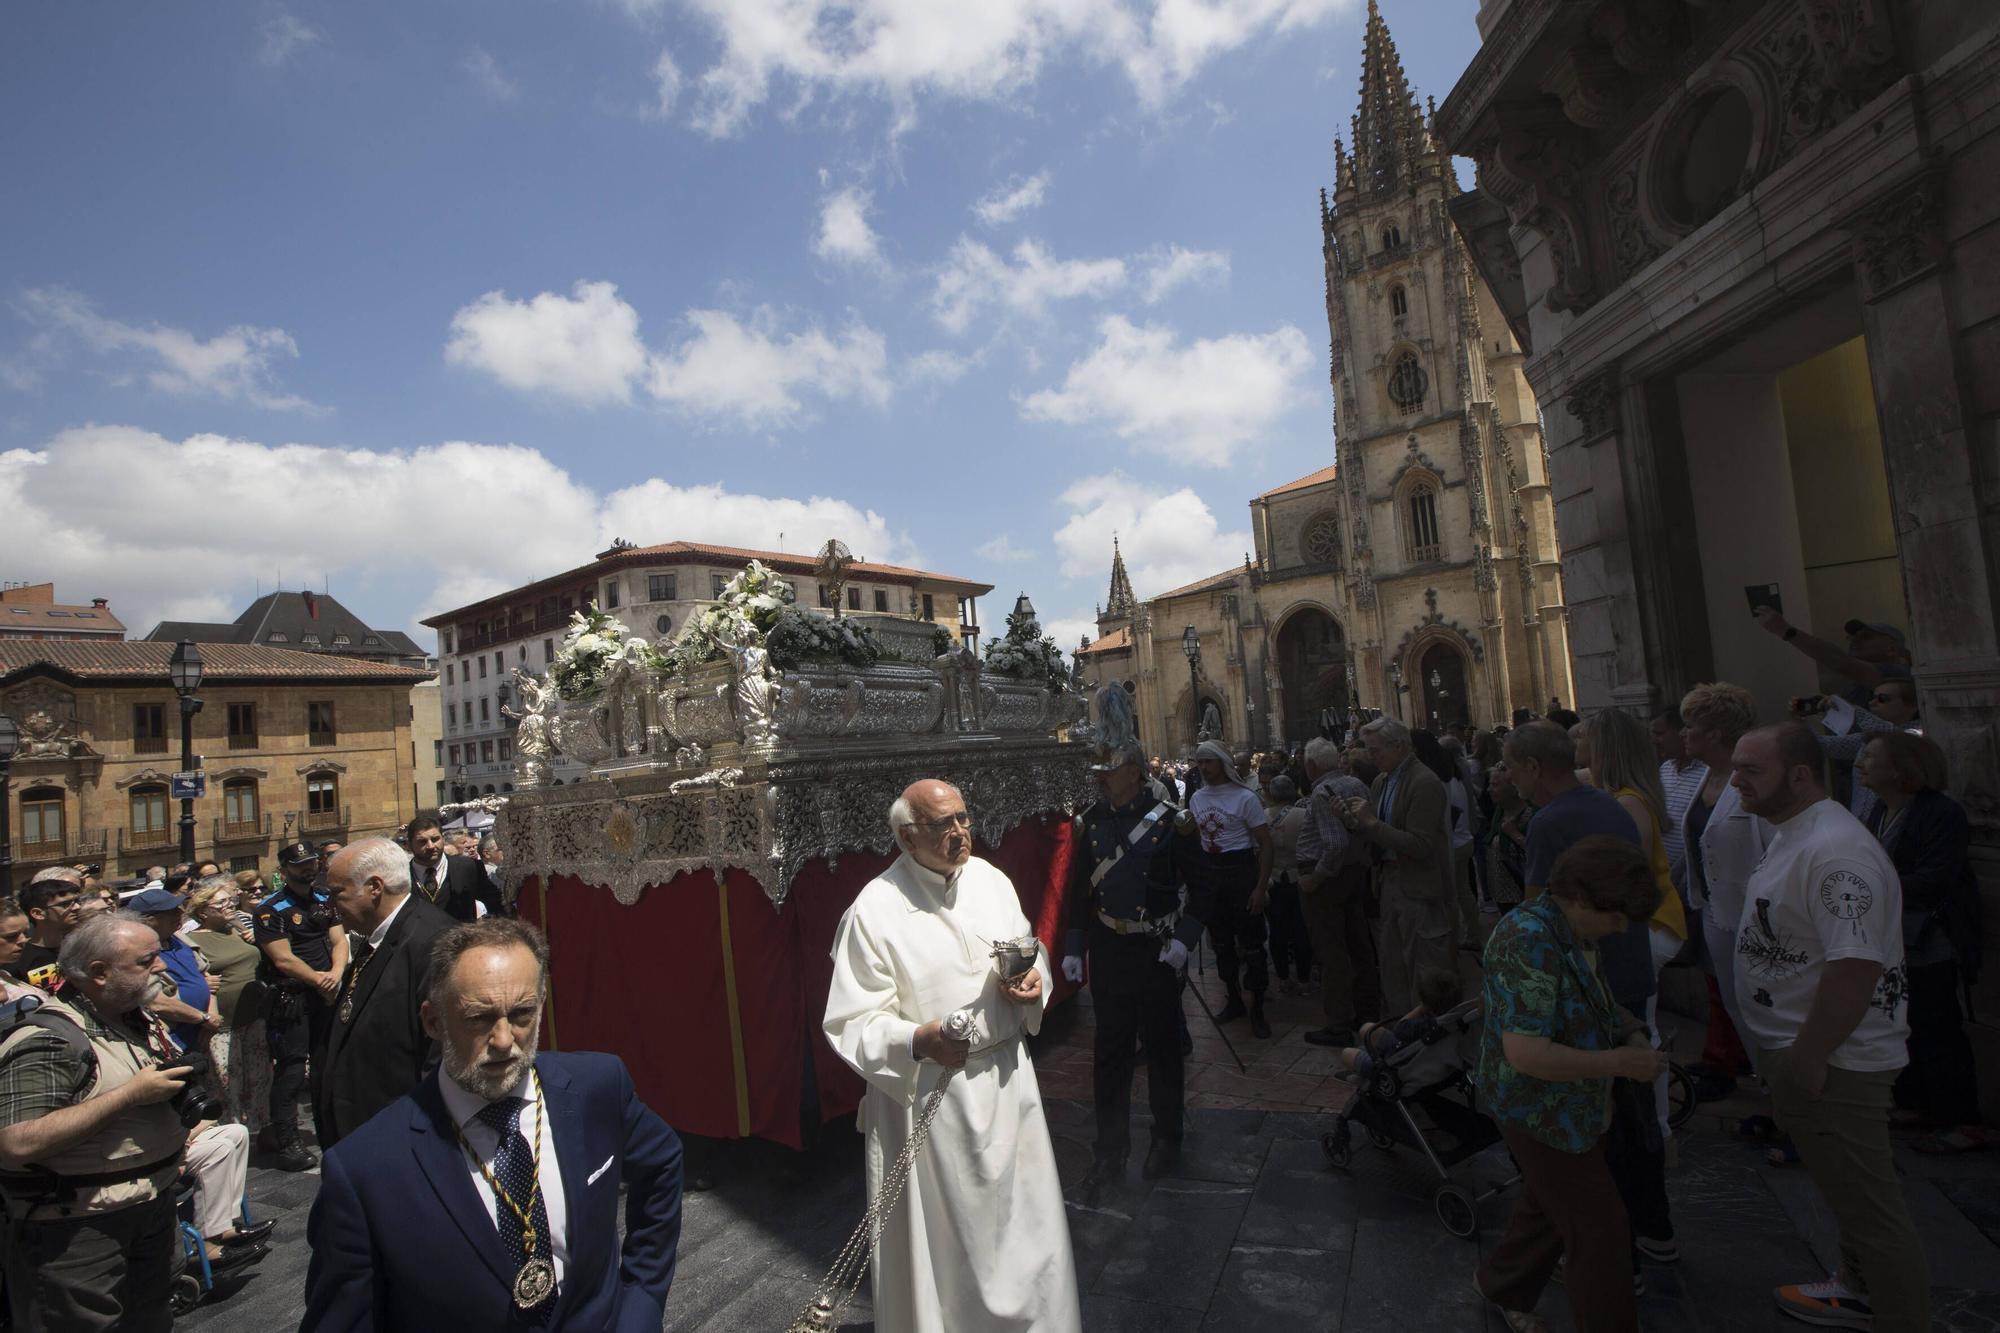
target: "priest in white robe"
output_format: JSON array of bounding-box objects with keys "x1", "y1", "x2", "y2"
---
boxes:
[{"x1": 824, "y1": 779, "x2": 1082, "y2": 1333}]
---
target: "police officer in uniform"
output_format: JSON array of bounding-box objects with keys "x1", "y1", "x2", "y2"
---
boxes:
[
  {"x1": 1061, "y1": 738, "x2": 1211, "y2": 1194},
  {"x1": 254, "y1": 841, "x2": 349, "y2": 1172}
]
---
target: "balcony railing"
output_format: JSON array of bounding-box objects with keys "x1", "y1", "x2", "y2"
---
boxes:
[
  {"x1": 11, "y1": 829, "x2": 108, "y2": 865},
  {"x1": 121, "y1": 826, "x2": 176, "y2": 852},
  {"x1": 298, "y1": 805, "x2": 350, "y2": 832},
  {"x1": 308, "y1": 730, "x2": 337, "y2": 747},
  {"x1": 226, "y1": 733, "x2": 258, "y2": 750},
  {"x1": 133, "y1": 736, "x2": 168, "y2": 755},
  {"x1": 212, "y1": 814, "x2": 273, "y2": 844}
]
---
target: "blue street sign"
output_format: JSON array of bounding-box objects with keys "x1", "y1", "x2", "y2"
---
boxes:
[{"x1": 170, "y1": 772, "x2": 207, "y2": 801}]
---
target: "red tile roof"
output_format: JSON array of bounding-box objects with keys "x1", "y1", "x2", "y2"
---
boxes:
[
  {"x1": 1077, "y1": 626, "x2": 1132, "y2": 656},
  {"x1": 1153, "y1": 568, "x2": 1243, "y2": 601},
  {"x1": 425, "y1": 540, "x2": 992, "y2": 626},
  {"x1": 0, "y1": 642, "x2": 434, "y2": 685},
  {"x1": 1257, "y1": 462, "x2": 1339, "y2": 498}
]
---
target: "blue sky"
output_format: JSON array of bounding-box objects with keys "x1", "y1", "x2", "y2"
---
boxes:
[{"x1": 1, "y1": 0, "x2": 1484, "y2": 653}]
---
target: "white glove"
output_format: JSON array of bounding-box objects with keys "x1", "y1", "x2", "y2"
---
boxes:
[
  {"x1": 1157, "y1": 939, "x2": 1189, "y2": 971},
  {"x1": 1061, "y1": 956, "x2": 1084, "y2": 984}
]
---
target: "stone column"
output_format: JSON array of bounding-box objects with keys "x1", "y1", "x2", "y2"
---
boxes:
[{"x1": 1849, "y1": 171, "x2": 2000, "y2": 835}]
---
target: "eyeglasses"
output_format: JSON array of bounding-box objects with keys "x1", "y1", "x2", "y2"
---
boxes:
[
  {"x1": 912, "y1": 812, "x2": 972, "y2": 835},
  {"x1": 48, "y1": 896, "x2": 84, "y2": 912}
]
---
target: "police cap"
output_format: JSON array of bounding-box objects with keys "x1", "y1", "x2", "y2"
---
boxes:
[{"x1": 277, "y1": 840, "x2": 322, "y2": 867}]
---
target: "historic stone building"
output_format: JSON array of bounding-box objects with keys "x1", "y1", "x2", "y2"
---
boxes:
[
  {"x1": 1435, "y1": 0, "x2": 2000, "y2": 1099},
  {"x1": 0, "y1": 642, "x2": 431, "y2": 891},
  {"x1": 1078, "y1": 4, "x2": 1571, "y2": 756}
]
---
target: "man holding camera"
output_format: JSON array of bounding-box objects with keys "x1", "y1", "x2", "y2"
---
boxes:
[
  {"x1": 0, "y1": 914, "x2": 210, "y2": 1331},
  {"x1": 255, "y1": 841, "x2": 349, "y2": 1172}
]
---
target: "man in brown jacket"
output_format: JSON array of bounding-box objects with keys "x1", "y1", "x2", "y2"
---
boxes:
[{"x1": 1339, "y1": 717, "x2": 1462, "y2": 1013}]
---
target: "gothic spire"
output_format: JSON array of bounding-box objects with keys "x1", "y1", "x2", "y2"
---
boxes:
[
  {"x1": 1105, "y1": 536, "x2": 1136, "y2": 618},
  {"x1": 1351, "y1": 0, "x2": 1428, "y2": 195}
]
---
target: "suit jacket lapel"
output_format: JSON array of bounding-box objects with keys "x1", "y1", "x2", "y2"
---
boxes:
[
  {"x1": 344, "y1": 907, "x2": 408, "y2": 1024},
  {"x1": 408, "y1": 1075, "x2": 514, "y2": 1290},
  {"x1": 536, "y1": 1055, "x2": 592, "y2": 1318}
]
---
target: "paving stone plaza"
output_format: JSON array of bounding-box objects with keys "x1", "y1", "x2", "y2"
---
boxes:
[{"x1": 180, "y1": 981, "x2": 2000, "y2": 1333}]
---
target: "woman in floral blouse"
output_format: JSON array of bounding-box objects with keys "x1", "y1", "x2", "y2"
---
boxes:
[{"x1": 1474, "y1": 836, "x2": 1669, "y2": 1333}]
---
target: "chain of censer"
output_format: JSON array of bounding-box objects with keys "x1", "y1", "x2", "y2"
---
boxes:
[{"x1": 786, "y1": 1065, "x2": 961, "y2": 1332}]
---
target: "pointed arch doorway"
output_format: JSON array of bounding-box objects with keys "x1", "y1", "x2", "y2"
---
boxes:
[
  {"x1": 1275, "y1": 608, "x2": 1348, "y2": 745},
  {"x1": 1417, "y1": 642, "x2": 1469, "y2": 732}
]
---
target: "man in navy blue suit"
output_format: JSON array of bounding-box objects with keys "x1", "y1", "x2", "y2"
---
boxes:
[{"x1": 302, "y1": 918, "x2": 682, "y2": 1331}]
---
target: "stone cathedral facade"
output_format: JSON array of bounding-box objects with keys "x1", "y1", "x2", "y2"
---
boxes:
[{"x1": 1078, "y1": 2, "x2": 1572, "y2": 756}]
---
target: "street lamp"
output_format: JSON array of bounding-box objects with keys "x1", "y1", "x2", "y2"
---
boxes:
[
  {"x1": 1181, "y1": 626, "x2": 1201, "y2": 746},
  {"x1": 1013, "y1": 592, "x2": 1038, "y2": 632},
  {"x1": 169, "y1": 640, "x2": 204, "y2": 865},
  {"x1": 0, "y1": 713, "x2": 18, "y2": 893},
  {"x1": 1388, "y1": 659, "x2": 1406, "y2": 722}
]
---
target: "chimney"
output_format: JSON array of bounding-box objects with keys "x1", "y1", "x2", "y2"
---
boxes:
[
  {"x1": 92, "y1": 598, "x2": 108, "y2": 608},
  {"x1": 303, "y1": 590, "x2": 319, "y2": 619}
]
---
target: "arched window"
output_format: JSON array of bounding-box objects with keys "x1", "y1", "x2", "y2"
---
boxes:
[
  {"x1": 1388, "y1": 351, "x2": 1428, "y2": 415},
  {"x1": 129, "y1": 784, "x2": 170, "y2": 846},
  {"x1": 20, "y1": 787, "x2": 64, "y2": 852},
  {"x1": 304, "y1": 772, "x2": 340, "y2": 829},
  {"x1": 1390, "y1": 285, "x2": 1408, "y2": 317},
  {"x1": 1404, "y1": 480, "x2": 1443, "y2": 564},
  {"x1": 223, "y1": 778, "x2": 260, "y2": 833},
  {"x1": 1383, "y1": 224, "x2": 1403, "y2": 250}
]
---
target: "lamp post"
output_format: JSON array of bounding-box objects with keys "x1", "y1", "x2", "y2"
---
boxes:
[
  {"x1": 1012, "y1": 593, "x2": 1038, "y2": 635},
  {"x1": 1388, "y1": 659, "x2": 1407, "y2": 721},
  {"x1": 169, "y1": 640, "x2": 204, "y2": 865},
  {"x1": 0, "y1": 713, "x2": 18, "y2": 894},
  {"x1": 1180, "y1": 625, "x2": 1201, "y2": 748}
]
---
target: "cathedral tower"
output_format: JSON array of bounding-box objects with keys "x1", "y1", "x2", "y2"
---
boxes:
[{"x1": 1319, "y1": 0, "x2": 1571, "y2": 728}]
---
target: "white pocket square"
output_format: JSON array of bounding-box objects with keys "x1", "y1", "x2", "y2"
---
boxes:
[{"x1": 586, "y1": 1156, "x2": 614, "y2": 1186}]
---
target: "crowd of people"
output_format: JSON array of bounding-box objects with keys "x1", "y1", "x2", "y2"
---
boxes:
[
  {"x1": 0, "y1": 608, "x2": 1984, "y2": 1333},
  {"x1": 0, "y1": 815, "x2": 555, "y2": 1330},
  {"x1": 1082, "y1": 650, "x2": 1981, "y2": 1333}
]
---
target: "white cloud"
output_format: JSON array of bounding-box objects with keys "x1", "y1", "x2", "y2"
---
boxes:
[
  {"x1": 1053, "y1": 472, "x2": 1248, "y2": 599},
  {"x1": 462, "y1": 48, "x2": 520, "y2": 101},
  {"x1": 257, "y1": 13, "x2": 322, "y2": 68},
  {"x1": 1043, "y1": 610, "x2": 1100, "y2": 653},
  {"x1": 906, "y1": 349, "x2": 971, "y2": 384},
  {"x1": 1021, "y1": 315, "x2": 1312, "y2": 465},
  {"x1": 1141, "y1": 245, "x2": 1230, "y2": 303},
  {"x1": 650, "y1": 48, "x2": 683, "y2": 119},
  {"x1": 681, "y1": 0, "x2": 1355, "y2": 136},
  {"x1": 0, "y1": 426, "x2": 921, "y2": 641},
  {"x1": 15, "y1": 287, "x2": 314, "y2": 411},
  {"x1": 445, "y1": 280, "x2": 650, "y2": 407},
  {"x1": 930, "y1": 238, "x2": 1125, "y2": 335},
  {"x1": 445, "y1": 280, "x2": 895, "y2": 428},
  {"x1": 973, "y1": 172, "x2": 1049, "y2": 226},
  {"x1": 647, "y1": 308, "x2": 890, "y2": 428},
  {"x1": 813, "y1": 187, "x2": 883, "y2": 267},
  {"x1": 975, "y1": 534, "x2": 1033, "y2": 563}
]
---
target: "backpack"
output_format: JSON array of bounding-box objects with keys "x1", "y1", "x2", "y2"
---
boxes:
[{"x1": 0, "y1": 993, "x2": 98, "y2": 1085}]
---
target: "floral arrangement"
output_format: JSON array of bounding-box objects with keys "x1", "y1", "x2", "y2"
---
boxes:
[
  {"x1": 669, "y1": 560, "x2": 885, "y2": 673},
  {"x1": 548, "y1": 607, "x2": 668, "y2": 700},
  {"x1": 983, "y1": 603, "x2": 1068, "y2": 692}
]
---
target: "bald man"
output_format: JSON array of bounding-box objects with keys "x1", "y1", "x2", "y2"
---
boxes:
[{"x1": 824, "y1": 780, "x2": 1080, "y2": 1333}]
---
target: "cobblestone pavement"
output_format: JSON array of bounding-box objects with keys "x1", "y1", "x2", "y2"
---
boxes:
[{"x1": 183, "y1": 978, "x2": 2000, "y2": 1331}]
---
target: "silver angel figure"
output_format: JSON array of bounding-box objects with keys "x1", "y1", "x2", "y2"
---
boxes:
[
  {"x1": 717, "y1": 618, "x2": 777, "y2": 747},
  {"x1": 505, "y1": 671, "x2": 556, "y2": 789}
]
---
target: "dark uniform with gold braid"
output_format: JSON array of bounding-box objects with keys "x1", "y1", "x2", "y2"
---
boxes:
[{"x1": 1064, "y1": 784, "x2": 1210, "y2": 1184}]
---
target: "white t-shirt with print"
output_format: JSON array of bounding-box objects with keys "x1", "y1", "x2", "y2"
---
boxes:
[
  {"x1": 1191, "y1": 783, "x2": 1268, "y2": 855},
  {"x1": 1733, "y1": 798, "x2": 1909, "y2": 1071}
]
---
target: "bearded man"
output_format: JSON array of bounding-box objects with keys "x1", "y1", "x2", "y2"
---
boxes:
[
  {"x1": 303, "y1": 919, "x2": 684, "y2": 1332},
  {"x1": 824, "y1": 779, "x2": 1080, "y2": 1333}
]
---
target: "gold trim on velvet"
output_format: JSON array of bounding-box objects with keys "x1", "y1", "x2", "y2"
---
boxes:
[
  {"x1": 538, "y1": 874, "x2": 559, "y2": 1052},
  {"x1": 717, "y1": 876, "x2": 752, "y2": 1137}
]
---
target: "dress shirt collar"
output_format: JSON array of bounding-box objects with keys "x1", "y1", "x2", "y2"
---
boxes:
[
  {"x1": 437, "y1": 1062, "x2": 539, "y2": 1134},
  {"x1": 368, "y1": 892, "x2": 413, "y2": 950}
]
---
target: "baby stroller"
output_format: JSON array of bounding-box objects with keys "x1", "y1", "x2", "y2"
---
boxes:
[{"x1": 1320, "y1": 1000, "x2": 1518, "y2": 1240}]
